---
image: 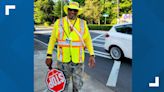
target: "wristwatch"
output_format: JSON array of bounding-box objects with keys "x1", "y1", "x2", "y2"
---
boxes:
[
  {"x1": 90, "y1": 55, "x2": 95, "y2": 57},
  {"x1": 46, "y1": 54, "x2": 52, "y2": 59}
]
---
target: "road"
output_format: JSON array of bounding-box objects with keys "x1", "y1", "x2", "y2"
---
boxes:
[{"x1": 34, "y1": 29, "x2": 132, "y2": 92}]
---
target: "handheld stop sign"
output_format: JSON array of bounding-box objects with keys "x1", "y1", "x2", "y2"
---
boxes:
[{"x1": 46, "y1": 69, "x2": 66, "y2": 92}]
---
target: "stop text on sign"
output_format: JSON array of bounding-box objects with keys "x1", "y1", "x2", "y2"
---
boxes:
[
  {"x1": 46, "y1": 69, "x2": 66, "y2": 92},
  {"x1": 48, "y1": 72, "x2": 65, "y2": 88}
]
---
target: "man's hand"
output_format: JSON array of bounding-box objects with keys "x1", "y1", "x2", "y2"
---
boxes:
[
  {"x1": 88, "y1": 55, "x2": 95, "y2": 68},
  {"x1": 45, "y1": 58, "x2": 52, "y2": 69}
]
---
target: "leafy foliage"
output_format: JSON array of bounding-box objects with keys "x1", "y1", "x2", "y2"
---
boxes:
[
  {"x1": 34, "y1": 0, "x2": 54, "y2": 24},
  {"x1": 82, "y1": 0, "x2": 104, "y2": 25},
  {"x1": 53, "y1": 0, "x2": 66, "y2": 19},
  {"x1": 34, "y1": 0, "x2": 132, "y2": 25}
]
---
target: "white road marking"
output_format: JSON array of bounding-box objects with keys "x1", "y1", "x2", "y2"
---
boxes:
[
  {"x1": 93, "y1": 43, "x2": 104, "y2": 48},
  {"x1": 34, "y1": 38, "x2": 48, "y2": 46},
  {"x1": 92, "y1": 50, "x2": 109, "y2": 56},
  {"x1": 94, "y1": 50, "x2": 109, "y2": 56},
  {"x1": 34, "y1": 38, "x2": 111, "y2": 59},
  {"x1": 35, "y1": 27, "x2": 53, "y2": 30},
  {"x1": 98, "y1": 37, "x2": 105, "y2": 40},
  {"x1": 85, "y1": 50, "x2": 111, "y2": 59},
  {"x1": 94, "y1": 53, "x2": 111, "y2": 59},
  {"x1": 106, "y1": 61, "x2": 121, "y2": 87},
  {"x1": 149, "y1": 76, "x2": 160, "y2": 87},
  {"x1": 93, "y1": 39, "x2": 105, "y2": 43},
  {"x1": 92, "y1": 34, "x2": 105, "y2": 41},
  {"x1": 34, "y1": 31, "x2": 52, "y2": 35}
]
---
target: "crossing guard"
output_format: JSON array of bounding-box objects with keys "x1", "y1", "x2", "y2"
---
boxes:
[{"x1": 46, "y1": 2, "x2": 95, "y2": 92}]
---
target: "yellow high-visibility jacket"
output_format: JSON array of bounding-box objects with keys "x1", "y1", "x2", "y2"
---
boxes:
[{"x1": 47, "y1": 16, "x2": 94, "y2": 63}]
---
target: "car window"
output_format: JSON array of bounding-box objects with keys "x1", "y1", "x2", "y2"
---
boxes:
[{"x1": 115, "y1": 24, "x2": 132, "y2": 35}]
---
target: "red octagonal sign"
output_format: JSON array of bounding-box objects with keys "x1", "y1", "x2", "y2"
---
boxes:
[{"x1": 46, "y1": 69, "x2": 66, "y2": 92}]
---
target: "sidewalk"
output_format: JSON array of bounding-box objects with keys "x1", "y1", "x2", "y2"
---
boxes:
[{"x1": 34, "y1": 39, "x2": 114, "y2": 92}]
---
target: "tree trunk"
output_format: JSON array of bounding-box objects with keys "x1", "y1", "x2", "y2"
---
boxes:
[{"x1": 98, "y1": 18, "x2": 100, "y2": 25}]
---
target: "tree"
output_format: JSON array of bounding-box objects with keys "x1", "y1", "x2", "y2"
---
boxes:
[
  {"x1": 119, "y1": 0, "x2": 132, "y2": 15},
  {"x1": 101, "y1": 0, "x2": 132, "y2": 24},
  {"x1": 72, "y1": 0, "x2": 85, "y2": 6},
  {"x1": 82, "y1": 0, "x2": 104, "y2": 25},
  {"x1": 53, "y1": 0, "x2": 66, "y2": 19},
  {"x1": 42, "y1": 0, "x2": 54, "y2": 22},
  {"x1": 34, "y1": 0, "x2": 132, "y2": 25},
  {"x1": 34, "y1": 0, "x2": 54, "y2": 24},
  {"x1": 34, "y1": 0, "x2": 44, "y2": 24}
]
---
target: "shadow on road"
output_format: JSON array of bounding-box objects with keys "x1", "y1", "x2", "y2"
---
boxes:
[{"x1": 121, "y1": 58, "x2": 132, "y2": 65}]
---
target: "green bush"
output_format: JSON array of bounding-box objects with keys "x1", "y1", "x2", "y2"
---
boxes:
[
  {"x1": 88, "y1": 24, "x2": 113, "y2": 31},
  {"x1": 44, "y1": 22, "x2": 51, "y2": 27}
]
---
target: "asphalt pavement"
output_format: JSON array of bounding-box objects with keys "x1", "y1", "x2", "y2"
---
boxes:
[{"x1": 34, "y1": 29, "x2": 132, "y2": 92}]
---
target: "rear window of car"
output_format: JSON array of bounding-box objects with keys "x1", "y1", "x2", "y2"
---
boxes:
[{"x1": 115, "y1": 24, "x2": 132, "y2": 34}]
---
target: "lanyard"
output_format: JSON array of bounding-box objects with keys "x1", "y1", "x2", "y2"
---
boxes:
[
  {"x1": 68, "y1": 17, "x2": 77, "y2": 32},
  {"x1": 61, "y1": 17, "x2": 77, "y2": 38},
  {"x1": 66, "y1": 17, "x2": 86, "y2": 47}
]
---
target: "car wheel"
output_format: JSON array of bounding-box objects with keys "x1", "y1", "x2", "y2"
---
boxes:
[{"x1": 109, "y1": 46, "x2": 123, "y2": 60}]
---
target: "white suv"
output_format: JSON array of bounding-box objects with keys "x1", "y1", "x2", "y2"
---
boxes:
[{"x1": 104, "y1": 23, "x2": 132, "y2": 60}]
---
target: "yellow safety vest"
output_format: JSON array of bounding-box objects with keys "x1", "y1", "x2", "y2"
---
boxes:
[{"x1": 47, "y1": 16, "x2": 94, "y2": 64}]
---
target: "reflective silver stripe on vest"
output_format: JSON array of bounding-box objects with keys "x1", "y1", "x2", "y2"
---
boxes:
[
  {"x1": 79, "y1": 47, "x2": 83, "y2": 63},
  {"x1": 58, "y1": 41, "x2": 83, "y2": 47},
  {"x1": 59, "y1": 18, "x2": 63, "y2": 61},
  {"x1": 80, "y1": 19, "x2": 85, "y2": 35},
  {"x1": 72, "y1": 42, "x2": 83, "y2": 46},
  {"x1": 79, "y1": 19, "x2": 85, "y2": 62},
  {"x1": 59, "y1": 18, "x2": 63, "y2": 40},
  {"x1": 59, "y1": 47, "x2": 62, "y2": 61}
]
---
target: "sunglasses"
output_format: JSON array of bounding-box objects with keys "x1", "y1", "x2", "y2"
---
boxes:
[{"x1": 68, "y1": 8, "x2": 78, "y2": 12}]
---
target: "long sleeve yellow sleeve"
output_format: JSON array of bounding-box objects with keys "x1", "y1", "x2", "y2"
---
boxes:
[
  {"x1": 46, "y1": 20, "x2": 59, "y2": 55},
  {"x1": 84, "y1": 21, "x2": 94, "y2": 56}
]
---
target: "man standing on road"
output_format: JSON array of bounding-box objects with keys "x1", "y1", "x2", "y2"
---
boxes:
[{"x1": 45, "y1": 2, "x2": 95, "y2": 92}]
